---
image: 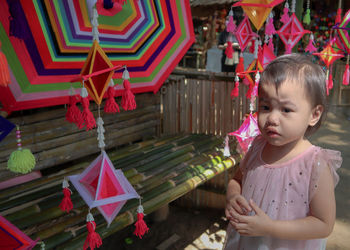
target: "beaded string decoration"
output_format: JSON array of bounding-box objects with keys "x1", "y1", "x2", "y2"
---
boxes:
[{"x1": 7, "y1": 125, "x2": 36, "y2": 174}]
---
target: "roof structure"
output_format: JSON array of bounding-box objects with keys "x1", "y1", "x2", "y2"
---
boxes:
[{"x1": 190, "y1": 0, "x2": 235, "y2": 7}]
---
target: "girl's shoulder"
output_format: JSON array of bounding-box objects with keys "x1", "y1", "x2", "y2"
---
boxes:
[{"x1": 309, "y1": 146, "x2": 342, "y2": 187}]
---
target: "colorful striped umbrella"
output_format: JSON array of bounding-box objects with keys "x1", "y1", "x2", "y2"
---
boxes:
[{"x1": 0, "y1": 0, "x2": 194, "y2": 113}]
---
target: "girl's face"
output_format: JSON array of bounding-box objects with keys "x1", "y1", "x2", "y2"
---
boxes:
[{"x1": 257, "y1": 81, "x2": 316, "y2": 147}]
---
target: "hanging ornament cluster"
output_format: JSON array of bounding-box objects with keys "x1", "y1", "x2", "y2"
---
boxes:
[
  {"x1": 58, "y1": 7, "x2": 146, "y2": 248},
  {"x1": 65, "y1": 7, "x2": 137, "y2": 131},
  {"x1": 277, "y1": 0, "x2": 310, "y2": 54},
  {"x1": 224, "y1": 9, "x2": 237, "y2": 65}
]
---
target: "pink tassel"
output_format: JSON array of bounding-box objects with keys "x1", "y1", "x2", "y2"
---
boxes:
[
  {"x1": 305, "y1": 35, "x2": 317, "y2": 53},
  {"x1": 265, "y1": 17, "x2": 276, "y2": 36},
  {"x1": 59, "y1": 179, "x2": 73, "y2": 213},
  {"x1": 121, "y1": 68, "x2": 136, "y2": 111},
  {"x1": 236, "y1": 54, "x2": 244, "y2": 74},
  {"x1": 335, "y1": 8, "x2": 342, "y2": 24},
  {"x1": 226, "y1": 15, "x2": 236, "y2": 33},
  {"x1": 280, "y1": 7, "x2": 290, "y2": 24},
  {"x1": 343, "y1": 64, "x2": 349, "y2": 85},
  {"x1": 328, "y1": 72, "x2": 333, "y2": 90},
  {"x1": 104, "y1": 86, "x2": 120, "y2": 113},
  {"x1": 246, "y1": 83, "x2": 254, "y2": 99},
  {"x1": 66, "y1": 94, "x2": 84, "y2": 129},
  {"x1": 134, "y1": 205, "x2": 149, "y2": 239},
  {"x1": 121, "y1": 79, "x2": 136, "y2": 111},
  {"x1": 84, "y1": 213, "x2": 102, "y2": 250},
  {"x1": 81, "y1": 98, "x2": 96, "y2": 130},
  {"x1": 225, "y1": 41, "x2": 233, "y2": 59},
  {"x1": 231, "y1": 76, "x2": 239, "y2": 98}
]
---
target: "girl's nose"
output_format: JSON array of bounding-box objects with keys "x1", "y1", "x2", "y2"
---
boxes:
[{"x1": 267, "y1": 111, "x2": 279, "y2": 125}]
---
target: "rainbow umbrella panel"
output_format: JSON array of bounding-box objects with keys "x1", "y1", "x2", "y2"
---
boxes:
[{"x1": 0, "y1": 0, "x2": 195, "y2": 113}]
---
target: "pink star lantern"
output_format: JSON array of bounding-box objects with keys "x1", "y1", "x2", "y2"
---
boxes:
[
  {"x1": 233, "y1": 0, "x2": 284, "y2": 31},
  {"x1": 335, "y1": 9, "x2": 350, "y2": 53},
  {"x1": 235, "y1": 15, "x2": 257, "y2": 52},
  {"x1": 228, "y1": 113, "x2": 260, "y2": 154},
  {"x1": 277, "y1": 13, "x2": 310, "y2": 54},
  {"x1": 69, "y1": 151, "x2": 140, "y2": 226},
  {"x1": 259, "y1": 44, "x2": 276, "y2": 68},
  {"x1": 0, "y1": 215, "x2": 38, "y2": 249},
  {"x1": 313, "y1": 44, "x2": 344, "y2": 68}
]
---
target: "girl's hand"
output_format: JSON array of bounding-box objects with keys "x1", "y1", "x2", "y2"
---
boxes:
[
  {"x1": 225, "y1": 194, "x2": 252, "y2": 222},
  {"x1": 230, "y1": 199, "x2": 273, "y2": 237}
]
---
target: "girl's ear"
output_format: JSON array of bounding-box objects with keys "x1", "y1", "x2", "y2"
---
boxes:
[{"x1": 309, "y1": 105, "x2": 324, "y2": 126}]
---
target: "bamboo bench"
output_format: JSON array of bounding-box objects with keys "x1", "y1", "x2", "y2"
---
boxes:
[{"x1": 0, "y1": 92, "x2": 241, "y2": 249}]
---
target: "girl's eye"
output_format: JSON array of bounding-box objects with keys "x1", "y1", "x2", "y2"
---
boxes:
[
  {"x1": 283, "y1": 108, "x2": 292, "y2": 113},
  {"x1": 259, "y1": 105, "x2": 269, "y2": 111}
]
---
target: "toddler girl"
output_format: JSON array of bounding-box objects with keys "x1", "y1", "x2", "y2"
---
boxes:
[{"x1": 224, "y1": 54, "x2": 342, "y2": 249}]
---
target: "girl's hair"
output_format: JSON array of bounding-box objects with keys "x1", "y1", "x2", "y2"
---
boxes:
[{"x1": 259, "y1": 53, "x2": 327, "y2": 137}]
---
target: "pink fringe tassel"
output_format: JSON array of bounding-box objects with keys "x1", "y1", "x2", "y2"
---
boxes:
[
  {"x1": 226, "y1": 16, "x2": 236, "y2": 33},
  {"x1": 265, "y1": 18, "x2": 276, "y2": 36},
  {"x1": 121, "y1": 79, "x2": 136, "y2": 111},
  {"x1": 81, "y1": 97, "x2": 96, "y2": 131},
  {"x1": 280, "y1": 8, "x2": 290, "y2": 24},
  {"x1": 104, "y1": 86, "x2": 120, "y2": 113}
]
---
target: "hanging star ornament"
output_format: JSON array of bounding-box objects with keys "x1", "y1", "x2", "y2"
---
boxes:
[
  {"x1": 228, "y1": 113, "x2": 260, "y2": 154},
  {"x1": 69, "y1": 151, "x2": 140, "y2": 226},
  {"x1": 78, "y1": 40, "x2": 122, "y2": 105},
  {"x1": 313, "y1": 43, "x2": 344, "y2": 68},
  {"x1": 235, "y1": 15, "x2": 257, "y2": 52},
  {"x1": 259, "y1": 43, "x2": 276, "y2": 68},
  {"x1": 233, "y1": 0, "x2": 284, "y2": 30},
  {"x1": 277, "y1": 13, "x2": 310, "y2": 54},
  {"x1": 334, "y1": 9, "x2": 350, "y2": 54},
  {"x1": 0, "y1": 215, "x2": 38, "y2": 249}
]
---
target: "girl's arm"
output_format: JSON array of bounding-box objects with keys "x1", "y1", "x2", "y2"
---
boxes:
[
  {"x1": 226, "y1": 169, "x2": 252, "y2": 217},
  {"x1": 226, "y1": 169, "x2": 242, "y2": 200},
  {"x1": 232, "y1": 166, "x2": 335, "y2": 239}
]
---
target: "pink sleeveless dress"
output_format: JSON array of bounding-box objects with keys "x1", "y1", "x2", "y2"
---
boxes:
[{"x1": 224, "y1": 136, "x2": 342, "y2": 250}]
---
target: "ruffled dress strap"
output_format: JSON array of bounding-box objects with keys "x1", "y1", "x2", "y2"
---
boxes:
[{"x1": 309, "y1": 148, "x2": 342, "y2": 201}]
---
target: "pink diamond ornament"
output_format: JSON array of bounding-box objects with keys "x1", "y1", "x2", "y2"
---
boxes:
[
  {"x1": 69, "y1": 151, "x2": 139, "y2": 226},
  {"x1": 259, "y1": 44, "x2": 276, "y2": 68},
  {"x1": 235, "y1": 16, "x2": 257, "y2": 52},
  {"x1": 336, "y1": 9, "x2": 350, "y2": 53},
  {"x1": 277, "y1": 13, "x2": 310, "y2": 52},
  {"x1": 228, "y1": 113, "x2": 260, "y2": 154}
]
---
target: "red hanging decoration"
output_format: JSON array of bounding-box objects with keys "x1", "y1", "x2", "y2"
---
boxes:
[
  {"x1": 81, "y1": 86, "x2": 96, "y2": 131},
  {"x1": 305, "y1": 34, "x2": 317, "y2": 53},
  {"x1": 84, "y1": 212, "x2": 103, "y2": 250},
  {"x1": 226, "y1": 10, "x2": 236, "y2": 33},
  {"x1": 133, "y1": 204, "x2": 149, "y2": 239},
  {"x1": 231, "y1": 75, "x2": 240, "y2": 98},
  {"x1": 104, "y1": 80, "x2": 120, "y2": 113},
  {"x1": 66, "y1": 87, "x2": 84, "y2": 129},
  {"x1": 121, "y1": 68, "x2": 136, "y2": 111},
  {"x1": 236, "y1": 54, "x2": 245, "y2": 74},
  {"x1": 328, "y1": 71, "x2": 333, "y2": 90},
  {"x1": 59, "y1": 179, "x2": 73, "y2": 213},
  {"x1": 280, "y1": 2, "x2": 290, "y2": 24}
]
